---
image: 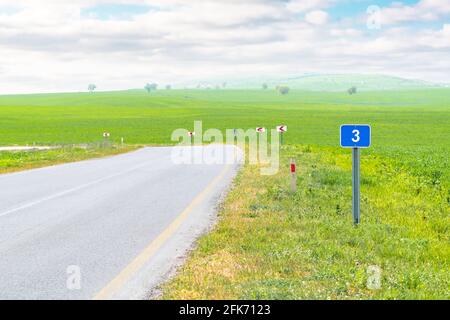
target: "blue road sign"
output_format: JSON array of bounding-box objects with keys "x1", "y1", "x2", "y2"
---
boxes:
[{"x1": 340, "y1": 125, "x2": 371, "y2": 148}]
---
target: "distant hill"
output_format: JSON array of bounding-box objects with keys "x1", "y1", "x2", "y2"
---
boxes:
[{"x1": 190, "y1": 74, "x2": 447, "y2": 91}]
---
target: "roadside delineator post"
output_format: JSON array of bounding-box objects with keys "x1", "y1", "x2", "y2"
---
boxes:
[
  {"x1": 188, "y1": 131, "x2": 195, "y2": 145},
  {"x1": 103, "y1": 132, "x2": 110, "y2": 148},
  {"x1": 121, "y1": 137, "x2": 124, "y2": 147},
  {"x1": 233, "y1": 129, "x2": 238, "y2": 162},
  {"x1": 290, "y1": 159, "x2": 297, "y2": 193}
]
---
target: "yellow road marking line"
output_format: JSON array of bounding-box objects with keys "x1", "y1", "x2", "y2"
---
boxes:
[{"x1": 93, "y1": 164, "x2": 231, "y2": 300}]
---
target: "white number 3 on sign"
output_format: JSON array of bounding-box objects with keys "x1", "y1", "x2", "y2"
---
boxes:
[{"x1": 352, "y1": 129, "x2": 360, "y2": 143}]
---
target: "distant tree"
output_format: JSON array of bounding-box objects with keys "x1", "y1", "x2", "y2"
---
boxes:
[
  {"x1": 278, "y1": 86, "x2": 290, "y2": 95},
  {"x1": 348, "y1": 86, "x2": 357, "y2": 95},
  {"x1": 262, "y1": 83, "x2": 268, "y2": 90},
  {"x1": 144, "y1": 83, "x2": 159, "y2": 93},
  {"x1": 88, "y1": 84, "x2": 96, "y2": 93},
  {"x1": 222, "y1": 82, "x2": 227, "y2": 88},
  {"x1": 215, "y1": 85, "x2": 220, "y2": 90},
  {"x1": 166, "y1": 85, "x2": 172, "y2": 90}
]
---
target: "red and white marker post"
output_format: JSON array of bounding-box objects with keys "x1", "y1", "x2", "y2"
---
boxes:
[
  {"x1": 256, "y1": 127, "x2": 266, "y2": 133},
  {"x1": 290, "y1": 158, "x2": 297, "y2": 192}
]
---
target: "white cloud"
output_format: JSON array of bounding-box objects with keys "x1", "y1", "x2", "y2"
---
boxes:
[
  {"x1": 286, "y1": 0, "x2": 331, "y2": 13},
  {"x1": 0, "y1": 0, "x2": 449, "y2": 94},
  {"x1": 305, "y1": 10, "x2": 329, "y2": 25}
]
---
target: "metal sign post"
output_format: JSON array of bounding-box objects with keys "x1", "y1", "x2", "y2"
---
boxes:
[
  {"x1": 340, "y1": 124, "x2": 371, "y2": 225},
  {"x1": 352, "y1": 147, "x2": 360, "y2": 224},
  {"x1": 276, "y1": 125, "x2": 287, "y2": 145}
]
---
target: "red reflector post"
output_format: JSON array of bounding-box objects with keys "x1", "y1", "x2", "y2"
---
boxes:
[
  {"x1": 290, "y1": 159, "x2": 297, "y2": 193},
  {"x1": 290, "y1": 163, "x2": 296, "y2": 173}
]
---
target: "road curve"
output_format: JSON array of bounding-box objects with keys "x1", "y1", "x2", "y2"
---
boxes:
[{"x1": 0, "y1": 145, "x2": 241, "y2": 299}]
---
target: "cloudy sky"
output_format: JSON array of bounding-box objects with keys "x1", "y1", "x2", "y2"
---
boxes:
[{"x1": 0, "y1": 0, "x2": 449, "y2": 93}]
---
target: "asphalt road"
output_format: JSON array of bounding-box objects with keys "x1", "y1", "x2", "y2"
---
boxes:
[{"x1": 0, "y1": 145, "x2": 240, "y2": 299}]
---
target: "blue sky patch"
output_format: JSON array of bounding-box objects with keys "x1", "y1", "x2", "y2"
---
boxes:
[
  {"x1": 0, "y1": 5, "x2": 21, "y2": 16},
  {"x1": 329, "y1": 0, "x2": 420, "y2": 20},
  {"x1": 81, "y1": 4, "x2": 154, "y2": 21}
]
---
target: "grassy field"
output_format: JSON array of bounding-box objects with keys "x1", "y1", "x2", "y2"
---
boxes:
[
  {"x1": 0, "y1": 145, "x2": 138, "y2": 175},
  {"x1": 1, "y1": 89, "x2": 448, "y2": 184},
  {"x1": 0, "y1": 88, "x2": 449, "y2": 299}
]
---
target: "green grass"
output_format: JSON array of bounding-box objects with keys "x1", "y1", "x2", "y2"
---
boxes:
[
  {"x1": 0, "y1": 145, "x2": 138, "y2": 174},
  {"x1": 0, "y1": 88, "x2": 449, "y2": 299},
  {"x1": 1, "y1": 89, "x2": 449, "y2": 148},
  {"x1": 1, "y1": 88, "x2": 448, "y2": 186}
]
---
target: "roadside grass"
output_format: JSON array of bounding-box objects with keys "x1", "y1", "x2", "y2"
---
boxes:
[
  {"x1": 162, "y1": 145, "x2": 449, "y2": 300},
  {"x1": 0, "y1": 145, "x2": 139, "y2": 174}
]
